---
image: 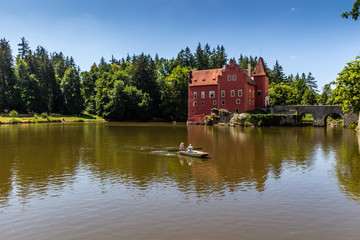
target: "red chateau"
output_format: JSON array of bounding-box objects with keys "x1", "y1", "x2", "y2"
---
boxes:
[{"x1": 187, "y1": 58, "x2": 269, "y2": 123}]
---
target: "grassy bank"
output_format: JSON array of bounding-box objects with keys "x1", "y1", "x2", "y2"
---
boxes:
[{"x1": 0, "y1": 113, "x2": 105, "y2": 124}]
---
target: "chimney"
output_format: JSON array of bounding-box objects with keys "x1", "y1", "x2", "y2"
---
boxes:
[{"x1": 248, "y1": 63, "x2": 251, "y2": 77}]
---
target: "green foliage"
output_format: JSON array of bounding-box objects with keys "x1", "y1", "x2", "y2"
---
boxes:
[
  {"x1": 333, "y1": 56, "x2": 360, "y2": 112},
  {"x1": 269, "y1": 82, "x2": 297, "y2": 105},
  {"x1": 41, "y1": 112, "x2": 49, "y2": 119},
  {"x1": 301, "y1": 89, "x2": 317, "y2": 105},
  {"x1": 60, "y1": 68, "x2": 84, "y2": 114},
  {"x1": 1, "y1": 38, "x2": 324, "y2": 122},
  {"x1": 248, "y1": 114, "x2": 286, "y2": 126},
  {"x1": 9, "y1": 110, "x2": 18, "y2": 117},
  {"x1": 159, "y1": 66, "x2": 188, "y2": 121},
  {"x1": 342, "y1": 0, "x2": 360, "y2": 20},
  {"x1": 269, "y1": 60, "x2": 286, "y2": 84}
]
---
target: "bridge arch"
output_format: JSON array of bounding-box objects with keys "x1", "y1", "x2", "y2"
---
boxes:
[{"x1": 272, "y1": 105, "x2": 358, "y2": 127}]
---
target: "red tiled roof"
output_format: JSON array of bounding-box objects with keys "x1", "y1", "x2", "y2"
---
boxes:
[
  {"x1": 253, "y1": 57, "x2": 268, "y2": 76},
  {"x1": 190, "y1": 68, "x2": 223, "y2": 86}
]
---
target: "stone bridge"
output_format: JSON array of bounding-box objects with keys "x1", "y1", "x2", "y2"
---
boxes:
[{"x1": 271, "y1": 105, "x2": 358, "y2": 127}]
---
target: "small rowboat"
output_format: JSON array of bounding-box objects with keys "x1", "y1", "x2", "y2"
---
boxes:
[{"x1": 178, "y1": 150, "x2": 209, "y2": 158}]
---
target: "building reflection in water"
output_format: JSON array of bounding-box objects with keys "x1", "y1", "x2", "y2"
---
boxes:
[{"x1": 1, "y1": 123, "x2": 360, "y2": 205}]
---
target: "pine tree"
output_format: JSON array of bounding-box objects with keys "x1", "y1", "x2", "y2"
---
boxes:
[
  {"x1": 305, "y1": 72, "x2": 318, "y2": 91},
  {"x1": 269, "y1": 60, "x2": 286, "y2": 84},
  {"x1": 184, "y1": 47, "x2": 195, "y2": 68},
  {"x1": 0, "y1": 38, "x2": 16, "y2": 111},
  {"x1": 17, "y1": 37, "x2": 30, "y2": 60}
]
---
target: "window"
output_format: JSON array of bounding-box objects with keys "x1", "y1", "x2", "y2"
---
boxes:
[
  {"x1": 235, "y1": 108, "x2": 239, "y2": 113},
  {"x1": 213, "y1": 100, "x2": 217, "y2": 105},
  {"x1": 231, "y1": 90, "x2": 235, "y2": 97},
  {"x1": 233, "y1": 75, "x2": 236, "y2": 81},
  {"x1": 238, "y1": 89, "x2": 242, "y2": 97},
  {"x1": 252, "y1": 100, "x2": 254, "y2": 105},
  {"x1": 227, "y1": 75, "x2": 231, "y2": 81},
  {"x1": 193, "y1": 101, "x2": 197, "y2": 106},
  {"x1": 249, "y1": 99, "x2": 251, "y2": 105},
  {"x1": 249, "y1": 90, "x2": 251, "y2": 96},
  {"x1": 209, "y1": 91, "x2": 215, "y2": 98},
  {"x1": 194, "y1": 92, "x2": 197, "y2": 98},
  {"x1": 257, "y1": 90, "x2": 261, "y2": 96},
  {"x1": 252, "y1": 90, "x2": 254, "y2": 97},
  {"x1": 221, "y1": 100, "x2": 226, "y2": 105},
  {"x1": 201, "y1": 91, "x2": 205, "y2": 98},
  {"x1": 201, "y1": 101, "x2": 205, "y2": 106},
  {"x1": 221, "y1": 90, "x2": 225, "y2": 97},
  {"x1": 236, "y1": 99, "x2": 240, "y2": 104}
]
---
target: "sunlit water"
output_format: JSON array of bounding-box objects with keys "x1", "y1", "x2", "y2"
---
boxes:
[{"x1": 1, "y1": 122, "x2": 360, "y2": 240}]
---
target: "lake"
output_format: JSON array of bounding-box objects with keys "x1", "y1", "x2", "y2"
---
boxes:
[{"x1": 1, "y1": 122, "x2": 360, "y2": 240}]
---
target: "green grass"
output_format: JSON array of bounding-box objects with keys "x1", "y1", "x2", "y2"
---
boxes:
[{"x1": 0, "y1": 113, "x2": 105, "y2": 124}]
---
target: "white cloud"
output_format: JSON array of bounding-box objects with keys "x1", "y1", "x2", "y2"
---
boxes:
[
  {"x1": 291, "y1": 8, "x2": 296, "y2": 11},
  {"x1": 291, "y1": 56, "x2": 296, "y2": 59}
]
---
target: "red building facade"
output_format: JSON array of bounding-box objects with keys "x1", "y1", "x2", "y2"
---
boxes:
[{"x1": 188, "y1": 58, "x2": 269, "y2": 123}]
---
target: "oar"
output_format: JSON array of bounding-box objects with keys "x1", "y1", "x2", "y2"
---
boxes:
[{"x1": 168, "y1": 147, "x2": 203, "y2": 152}]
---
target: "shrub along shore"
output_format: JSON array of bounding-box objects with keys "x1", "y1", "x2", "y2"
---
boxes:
[{"x1": 0, "y1": 111, "x2": 105, "y2": 124}]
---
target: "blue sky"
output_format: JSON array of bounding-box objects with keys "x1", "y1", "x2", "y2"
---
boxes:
[{"x1": 1, "y1": 0, "x2": 359, "y2": 89}]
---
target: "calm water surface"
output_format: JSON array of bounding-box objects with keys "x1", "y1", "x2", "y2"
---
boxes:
[{"x1": 1, "y1": 123, "x2": 360, "y2": 240}]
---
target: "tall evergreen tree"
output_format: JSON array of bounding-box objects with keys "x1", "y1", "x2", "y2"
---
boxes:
[
  {"x1": 269, "y1": 60, "x2": 286, "y2": 84},
  {"x1": 304, "y1": 72, "x2": 318, "y2": 91},
  {"x1": 0, "y1": 38, "x2": 16, "y2": 111},
  {"x1": 17, "y1": 37, "x2": 30, "y2": 60}
]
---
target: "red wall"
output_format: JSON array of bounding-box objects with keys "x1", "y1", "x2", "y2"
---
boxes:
[
  {"x1": 254, "y1": 75, "x2": 269, "y2": 108},
  {"x1": 188, "y1": 85, "x2": 218, "y2": 122},
  {"x1": 188, "y1": 61, "x2": 259, "y2": 123}
]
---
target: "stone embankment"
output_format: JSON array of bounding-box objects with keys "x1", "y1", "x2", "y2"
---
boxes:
[{"x1": 200, "y1": 107, "x2": 359, "y2": 128}]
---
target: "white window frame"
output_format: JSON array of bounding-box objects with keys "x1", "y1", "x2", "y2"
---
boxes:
[
  {"x1": 193, "y1": 101, "x2": 197, "y2": 106},
  {"x1": 221, "y1": 90, "x2": 225, "y2": 97},
  {"x1": 252, "y1": 90, "x2": 254, "y2": 97},
  {"x1": 209, "y1": 91, "x2": 215, "y2": 98},
  {"x1": 227, "y1": 75, "x2": 231, "y2": 81},
  {"x1": 231, "y1": 90, "x2": 235, "y2": 97},
  {"x1": 252, "y1": 100, "x2": 254, "y2": 105},
  {"x1": 194, "y1": 92, "x2": 197, "y2": 98},
  {"x1": 232, "y1": 75, "x2": 236, "y2": 81},
  {"x1": 249, "y1": 90, "x2": 251, "y2": 97},
  {"x1": 201, "y1": 91, "x2": 205, "y2": 98},
  {"x1": 249, "y1": 99, "x2": 251, "y2": 105},
  {"x1": 238, "y1": 89, "x2": 242, "y2": 97},
  {"x1": 213, "y1": 100, "x2": 217, "y2": 105},
  {"x1": 236, "y1": 99, "x2": 240, "y2": 104}
]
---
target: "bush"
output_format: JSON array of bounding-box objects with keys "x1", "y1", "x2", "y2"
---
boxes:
[
  {"x1": 9, "y1": 118, "x2": 21, "y2": 124},
  {"x1": 9, "y1": 110, "x2": 19, "y2": 117},
  {"x1": 41, "y1": 112, "x2": 49, "y2": 119}
]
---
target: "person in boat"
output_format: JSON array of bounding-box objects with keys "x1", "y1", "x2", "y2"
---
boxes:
[
  {"x1": 186, "y1": 144, "x2": 193, "y2": 153},
  {"x1": 179, "y1": 142, "x2": 185, "y2": 151}
]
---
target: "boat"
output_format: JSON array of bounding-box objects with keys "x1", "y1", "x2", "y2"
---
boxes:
[{"x1": 178, "y1": 150, "x2": 209, "y2": 158}]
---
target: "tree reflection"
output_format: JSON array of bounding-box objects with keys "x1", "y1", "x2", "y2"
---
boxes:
[
  {"x1": 1, "y1": 123, "x2": 360, "y2": 204},
  {"x1": 333, "y1": 131, "x2": 360, "y2": 201}
]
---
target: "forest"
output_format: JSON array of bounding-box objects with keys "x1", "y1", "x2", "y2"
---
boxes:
[{"x1": 0, "y1": 37, "x2": 339, "y2": 121}]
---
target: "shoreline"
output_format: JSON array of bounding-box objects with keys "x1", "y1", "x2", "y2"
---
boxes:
[{"x1": 0, "y1": 114, "x2": 106, "y2": 125}]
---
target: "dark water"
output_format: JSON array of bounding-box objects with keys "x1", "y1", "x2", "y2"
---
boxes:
[{"x1": 1, "y1": 123, "x2": 360, "y2": 240}]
